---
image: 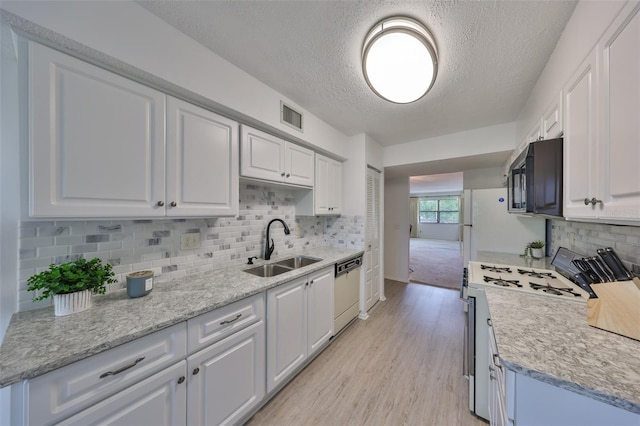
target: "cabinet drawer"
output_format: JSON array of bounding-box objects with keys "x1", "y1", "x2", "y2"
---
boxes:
[
  {"x1": 24, "y1": 323, "x2": 187, "y2": 426},
  {"x1": 187, "y1": 292, "x2": 265, "y2": 354}
]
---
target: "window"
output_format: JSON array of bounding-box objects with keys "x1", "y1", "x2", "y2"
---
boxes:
[{"x1": 419, "y1": 198, "x2": 459, "y2": 224}]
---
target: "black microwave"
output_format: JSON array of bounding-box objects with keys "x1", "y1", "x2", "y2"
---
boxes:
[{"x1": 507, "y1": 137, "x2": 563, "y2": 217}]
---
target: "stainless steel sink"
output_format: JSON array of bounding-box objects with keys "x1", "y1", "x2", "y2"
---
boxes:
[
  {"x1": 274, "y1": 256, "x2": 322, "y2": 269},
  {"x1": 243, "y1": 263, "x2": 293, "y2": 277}
]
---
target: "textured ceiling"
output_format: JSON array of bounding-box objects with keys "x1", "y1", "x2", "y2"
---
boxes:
[{"x1": 137, "y1": 0, "x2": 577, "y2": 146}]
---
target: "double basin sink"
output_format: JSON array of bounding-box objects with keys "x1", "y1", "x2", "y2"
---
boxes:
[{"x1": 244, "y1": 255, "x2": 322, "y2": 277}]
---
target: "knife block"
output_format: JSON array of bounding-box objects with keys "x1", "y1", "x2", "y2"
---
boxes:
[{"x1": 586, "y1": 277, "x2": 640, "y2": 341}]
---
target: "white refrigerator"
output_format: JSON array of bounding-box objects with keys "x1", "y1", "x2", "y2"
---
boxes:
[{"x1": 462, "y1": 188, "x2": 545, "y2": 266}]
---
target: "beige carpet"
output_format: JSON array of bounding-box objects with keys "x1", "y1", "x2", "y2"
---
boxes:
[{"x1": 409, "y1": 238, "x2": 463, "y2": 290}]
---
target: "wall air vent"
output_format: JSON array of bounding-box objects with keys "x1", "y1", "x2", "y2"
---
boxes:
[{"x1": 280, "y1": 101, "x2": 303, "y2": 132}]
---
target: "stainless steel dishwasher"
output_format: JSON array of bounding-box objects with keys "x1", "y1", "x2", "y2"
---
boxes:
[{"x1": 334, "y1": 255, "x2": 362, "y2": 334}]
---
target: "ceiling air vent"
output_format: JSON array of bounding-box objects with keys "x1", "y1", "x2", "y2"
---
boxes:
[{"x1": 280, "y1": 101, "x2": 303, "y2": 132}]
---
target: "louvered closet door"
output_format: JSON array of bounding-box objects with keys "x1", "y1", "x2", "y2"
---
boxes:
[{"x1": 365, "y1": 168, "x2": 381, "y2": 311}]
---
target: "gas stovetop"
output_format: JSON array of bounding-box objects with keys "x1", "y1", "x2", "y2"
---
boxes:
[{"x1": 469, "y1": 261, "x2": 589, "y2": 302}]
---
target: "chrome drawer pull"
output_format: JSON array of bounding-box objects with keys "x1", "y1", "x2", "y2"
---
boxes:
[
  {"x1": 220, "y1": 313, "x2": 242, "y2": 325},
  {"x1": 99, "y1": 356, "x2": 145, "y2": 379}
]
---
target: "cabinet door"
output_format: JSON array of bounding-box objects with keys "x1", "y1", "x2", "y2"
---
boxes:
[
  {"x1": 29, "y1": 42, "x2": 166, "y2": 218},
  {"x1": 599, "y1": 2, "x2": 640, "y2": 221},
  {"x1": 328, "y1": 158, "x2": 343, "y2": 214},
  {"x1": 284, "y1": 143, "x2": 314, "y2": 187},
  {"x1": 563, "y1": 49, "x2": 600, "y2": 219},
  {"x1": 187, "y1": 320, "x2": 265, "y2": 426},
  {"x1": 314, "y1": 155, "x2": 330, "y2": 214},
  {"x1": 57, "y1": 361, "x2": 187, "y2": 426},
  {"x1": 527, "y1": 120, "x2": 543, "y2": 143},
  {"x1": 307, "y1": 267, "x2": 334, "y2": 357},
  {"x1": 266, "y1": 276, "x2": 307, "y2": 393},
  {"x1": 542, "y1": 91, "x2": 563, "y2": 140},
  {"x1": 240, "y1": 126, "x2": 285, "y2": 182},
  {"x1": 166, "y1": 97, "x2": 239, "y2": 217}
]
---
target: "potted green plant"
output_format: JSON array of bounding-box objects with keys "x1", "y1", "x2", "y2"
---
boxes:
[
  {"x1": 27, "y1": 258, "x2": 116, "y2": 316},
  {"x1": 528, "y1": 241, "x2": 546, "y2": 259}
]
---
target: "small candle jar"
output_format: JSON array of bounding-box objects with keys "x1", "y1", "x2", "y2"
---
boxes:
[{"x1": 126, "y1": 270, "x2": 153, "y2": 298}]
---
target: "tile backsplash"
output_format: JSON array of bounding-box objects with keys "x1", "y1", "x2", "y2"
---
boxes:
[
  {"x1": 550, "y1": 219, "x2": 640, "y2": 268},
  {"x1": 19, "y1": 184, "x2": 364, "y2": 311}
]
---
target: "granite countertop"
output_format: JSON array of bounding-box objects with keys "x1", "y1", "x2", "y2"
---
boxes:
[
  {"x1": 485, "y1": 288, "x2": 640, "y2": 414},
  {"x1": 0, "y1": 247, "x2": 363, "y2": 388},
  {"x1": 476, "y1": 250, "x2": 554, "y2": 269}
]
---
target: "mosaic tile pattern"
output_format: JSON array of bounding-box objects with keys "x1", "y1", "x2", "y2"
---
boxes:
[{"x1": 18, "y1": 184, "x2": 364, "y2": 311}]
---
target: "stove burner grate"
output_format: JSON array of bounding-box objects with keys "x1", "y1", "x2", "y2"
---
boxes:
[
  {"x1": 481, "y1": 265, "x2": 512, "y2": 273},
  {"x1": 518, "y1": 268, "x2": 557, "y2": 279},
  {"x1": 529, "y1": 282, "x2": 581, "y2": 297},
  {"x1": 483, "y1": 275, "x2": 522, "y2": 288}
]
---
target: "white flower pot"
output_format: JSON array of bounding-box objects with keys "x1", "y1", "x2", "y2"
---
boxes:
[
  {"x1": 530, "y1": 248, "x2": 544, "y2": 259},
  {"x1": 53, "y1": 290, "x2": 92, "y2": 316}
]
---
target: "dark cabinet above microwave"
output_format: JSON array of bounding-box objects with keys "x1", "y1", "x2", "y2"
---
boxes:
[{"x1": 508, "y1": 138, "x2": 563, "y2": 217}]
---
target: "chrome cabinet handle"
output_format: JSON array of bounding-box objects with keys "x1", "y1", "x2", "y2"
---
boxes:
[
  {"x1": 192, "y1": 367, "x2": 200, "y2": 375},
  {"x1": 286, "y1": 173, "x2": 290, "y2": 178},
  {"x1": 156, "y1": 201, "x2": 165, "y2": 207},
  {"x1": 99, "y1": 356, "x2": 145, "y2": 378},
  {"x1": 170, "y1": 201, "x2": 177, "y2": 207},
  {"x1": 177, "y1": 376, "x2": 185, "y2": 384},
  {"x1": 584, "y1": 197, "x2": 603, "y2": 206},
  {"x1": 281, "y1": 172, "x2": 286, "y2": 177},
  {"x1": 220, "y1": 313, "x2": 242, "y2": 325}
]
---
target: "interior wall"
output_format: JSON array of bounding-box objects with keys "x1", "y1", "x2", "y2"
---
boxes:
[
  {"x1": 463, "y1": 166, "x2": 505, "y2": 189},
  {"x1": 383, "y1": 122, "x2": 517, "y2": 168},
  {"x1": 0, "y1": 23, "x2": 20, "y2": 342},
  {"x1": 383, "y1": 176, "x2": 409, "y2": 282},
  {"x1": 416, "y1": 224, "x2": 459, "y2": 241}
]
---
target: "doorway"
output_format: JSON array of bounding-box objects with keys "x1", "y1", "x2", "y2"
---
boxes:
[{"x1": 409, "y1": 172, "x2": 463, "y2": 290}]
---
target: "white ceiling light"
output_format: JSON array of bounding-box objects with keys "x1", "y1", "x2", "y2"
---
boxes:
[{"x1": 362, "y1": 17, "x2": 438, "y2": 104}]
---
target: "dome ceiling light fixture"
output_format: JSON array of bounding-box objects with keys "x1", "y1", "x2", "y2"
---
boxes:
[{"x1": 362, "y1": 16, "x2": 438, "y2": 104}]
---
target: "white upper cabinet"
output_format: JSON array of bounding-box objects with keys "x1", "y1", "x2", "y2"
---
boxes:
[
  {"x1": 166, "y1": 97, "x2": 238, "y2": 217},
  {"x1": 542, "y1": 91, "x2": 564, "y2": 140},
  {"x1": 597, "y1": 1, "x2": 640, "y2": 221},
  {"x1": 240, "y1": 125, "x2": 314, "y2": 187},
  {"x1": 314, "y1": 154, "x2": 343, "y2": 215},
  {"x1": 563, "y1": 48, "x2": 599, "y2": 220},
  {"x1": 563, "y1": 2, "x2": 640, "y2": 222},
  {"x1": 29, "y1": 42, "x2": 166, "y2": 218},
  {"x1": 28, "y1": 42, "x2": 239, "y2": 218}
]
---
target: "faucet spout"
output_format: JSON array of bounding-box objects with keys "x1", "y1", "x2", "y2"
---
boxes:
[{"x1": 264, "y1": 218, "x2": 290, "y2": 260}]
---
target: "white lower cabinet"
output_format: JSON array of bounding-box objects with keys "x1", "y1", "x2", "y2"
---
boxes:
[
  {"x1": 186, "y1": 320, "x2": 265, "y2": 426},
  {"x1": 266, "y1": 267, "x2": 334, "y2": 393},
  {"x1": 22, "y1": 323, "x2": 187, "y2": 426},
  {"x1": 57, "y1": 361, "x2": 187, "y2": 426},
  {"x1": 12, "y1": 272, "x2": 340, "y2": 425}
]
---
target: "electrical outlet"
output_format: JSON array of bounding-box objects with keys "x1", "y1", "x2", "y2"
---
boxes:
[
  {"x1": 295, "y1": 224, "x2": 302, "y2": 237},
  {"x1": 181, "y1": 233, "x2": 200, "y2": 250}
]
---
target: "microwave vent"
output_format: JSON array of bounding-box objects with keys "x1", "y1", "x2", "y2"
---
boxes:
[{"x1": 280, "y1": 101, "x2": 303, "y2": 132}]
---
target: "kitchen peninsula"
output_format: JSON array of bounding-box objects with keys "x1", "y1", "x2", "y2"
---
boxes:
[{"x1": 486, "y1": 285, "x2": 640, "y2": 423}]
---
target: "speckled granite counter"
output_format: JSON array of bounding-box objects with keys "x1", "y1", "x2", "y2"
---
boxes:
[
  {"x1": 485, "y1": 288, "x2": 640, "y2": 414},
  {"x1": 476, "y1": 250, "x2": 554, "y2": 269},
  {"x1": 0, "y1": 247, "x2": 363, "y2": 388}
]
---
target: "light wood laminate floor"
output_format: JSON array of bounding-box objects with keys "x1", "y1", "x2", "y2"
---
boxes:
[{"x1": 246, "y1": 280, "x2": 487, "y2": 426}]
